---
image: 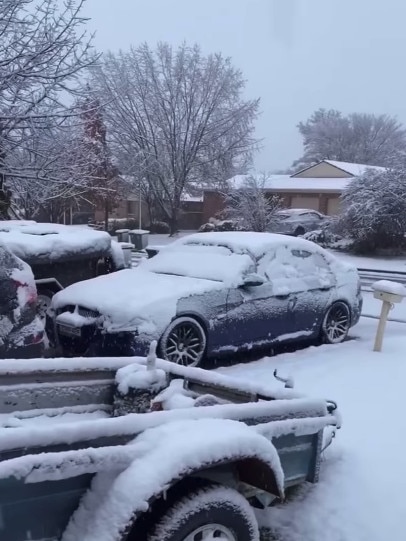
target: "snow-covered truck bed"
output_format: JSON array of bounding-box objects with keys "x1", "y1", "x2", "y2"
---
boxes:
[
  {"x1": 0, "y1": 222, "x2": 125, "y2": 316},
  {"x1": 0, "y1": 355, "x2": 340, "y2": 541}
]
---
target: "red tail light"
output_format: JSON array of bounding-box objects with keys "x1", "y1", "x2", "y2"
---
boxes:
[
  {"x1": 25, "y1": 331, "x2": 44, "y2": 345},
  {"x1": 13, "y1": 279, "x2": 38, "y2": 305}
]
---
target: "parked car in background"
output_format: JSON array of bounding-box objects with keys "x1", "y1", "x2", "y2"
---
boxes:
[
  {"x1": 0, "y1": 221, "x2": 125, "y2": 319},
  {"x1": 47, "y1": 232, "x2": 362, "y2": 363},
  {"x1": 0, "y1": 244, "x2": 44, "y2": 359},
  {"x1": 270, "y1": 208, "x2": 327, "y2": 236}
]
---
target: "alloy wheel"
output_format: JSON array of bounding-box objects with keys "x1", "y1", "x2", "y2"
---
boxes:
[
  {"x1": 323, "y1": 302, "x2": 351, "y2": 344},
  {"x1": 163, "y1": 319, "x2": 206, "y2": 367},
  {"x1": 183, "y1": 524, "x2": 237, "y2": 541}
]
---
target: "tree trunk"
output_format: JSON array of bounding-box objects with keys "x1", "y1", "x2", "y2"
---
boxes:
[
  {"x1": 0, "y1": 147, "x2": 10, "y2": 219},
  {"x1": 104, "y1": 199, "x2": 109, "y2": 231},
  {"x1": 169, "y1": 214, "x2": 178, "y2": 237}
]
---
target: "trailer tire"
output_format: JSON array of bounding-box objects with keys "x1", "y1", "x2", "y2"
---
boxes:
[{"x1": 144, "y1": 483, "x2": 259, "y2": 541}]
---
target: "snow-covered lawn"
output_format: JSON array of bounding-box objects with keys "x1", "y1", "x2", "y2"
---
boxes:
[
  {"x1": 328, "y1": 249, "x2": 406, "y2": 271},
  {"x1": 219, "y1": 297, "x2": 406, "y2": 541}
]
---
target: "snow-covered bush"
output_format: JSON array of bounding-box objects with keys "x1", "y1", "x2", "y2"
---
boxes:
[
  {"x1": 303, "y1": 229, "x2": 354, "y2": 251},
  {"x1": 224, "y1": 175, "x2": 282, "y2": 232},
  {"x1": 339, "y1": 168, "x2": 406, "y2": 254},
  {"x1": 149, "y1": 221, "x2": 170, "y2": 234}
]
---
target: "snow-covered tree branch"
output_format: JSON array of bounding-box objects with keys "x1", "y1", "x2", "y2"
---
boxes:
[
  {"x1": 0, "y1": 0, "x2": 96, "y2": 217},
  {"x1": 292, "y1": 108, "x2": 406, "y2": 170},
  {"x1": 89, "y1": 42, "x2": 260, "y2": 234},
  {"x1": 339, "y1": 167, "x2": 406, "y2": 253},
  {"x1": 224, "y1": 174, "x2": 282, "y2": 232}
]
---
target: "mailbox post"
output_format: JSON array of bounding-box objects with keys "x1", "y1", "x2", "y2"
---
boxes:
[{"x1": 372, "y1": 280, "x2": 406, "y2": 352}]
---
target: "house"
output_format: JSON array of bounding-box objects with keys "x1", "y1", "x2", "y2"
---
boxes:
[
  {"x1": 95, "y1": 191, "x2": 204, "y2": 230},
  {"x1": 202, "y1": 160, "x2": 385, "y2": 222}
]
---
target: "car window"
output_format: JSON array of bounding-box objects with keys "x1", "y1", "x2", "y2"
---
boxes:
[
  {"x1": 257, "y1": 245, "x2": 333, "y2": 293},
  {"x1": 308, "y1": 212, "x2": 322, "y2": 219},
  {"x1": 290, "y1": 248, "x2": 333, "y2": 289}
]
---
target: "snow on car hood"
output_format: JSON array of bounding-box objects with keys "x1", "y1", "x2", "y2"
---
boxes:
[{"x1": 51, "y1": 268, "x2": 224, "y2": 336}]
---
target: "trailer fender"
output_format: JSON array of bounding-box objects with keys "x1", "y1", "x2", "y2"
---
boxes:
[{"x1": 62, "y1": 418, "x2": 284, "y2": 541}]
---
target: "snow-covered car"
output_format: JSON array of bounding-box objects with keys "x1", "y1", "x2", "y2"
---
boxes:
[
  {"x1": 47, "y1": 232, "x2": 362, "y2": 363},
  {"x1": 0, "y1": 244, "x2": 44, "y2": 359},
  {"x1": 270, "y1": 208, "x2": 328, "y2": 236},
  {"x1": 0, "y1": 221, "x2": 125, "y2": 318}
]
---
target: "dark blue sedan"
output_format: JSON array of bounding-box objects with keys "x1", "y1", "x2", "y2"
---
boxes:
[{"x1": 47, "y1": 232, "x2": 362, "y2": 364}]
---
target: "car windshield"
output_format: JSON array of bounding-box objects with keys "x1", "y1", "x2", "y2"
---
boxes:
[{"x1": 142, "y1": 243, "x2": 255, "y2": 284}]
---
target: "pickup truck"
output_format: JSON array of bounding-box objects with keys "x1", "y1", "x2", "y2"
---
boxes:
[
  {"x1": 0, "y1": 221, "x2": 125, "y2": 318},
  {"x1": 0, "y1": 350, "x2": 340, "y2": 541}
]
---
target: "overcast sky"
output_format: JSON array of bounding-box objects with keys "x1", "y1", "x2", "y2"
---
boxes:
[{"x1": 82, "y1": 0, "x2": 406, "y2": 171}]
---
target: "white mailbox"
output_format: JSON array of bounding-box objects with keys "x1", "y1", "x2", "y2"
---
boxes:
[{"x1": 372, "y1": 280, "x2": 406, "y2": 352}]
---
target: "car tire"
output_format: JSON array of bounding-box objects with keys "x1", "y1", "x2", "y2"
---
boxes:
[
  {"x1": 294, "y1": 225, "x2": 305, "y2": 236},
  {"x1": 145, "y1": 483, "x2": 260, "y2": 541},
  {"x1": 159, "y1": 316, "x2": 207, "y2": 367},
  {"x1": 321, "y1": 301, "x2": 351, "y2": 344}
]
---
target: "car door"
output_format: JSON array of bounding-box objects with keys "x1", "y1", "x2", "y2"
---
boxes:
[
  {"x1": 287, "y1": 247, "x2": 336, "y2": 336},
  {"x1": 225, "y1": 245, "x2": 303, "y2": 346},
  {"x1": 252, "y1": 244, "x2": 335, "y2": 343},
  {"x1": 305, "y1": 211, "x2": 323, "y2": 231},
  {"x1": 224, "y1": 279, "x2": 296, "y2": 348}
]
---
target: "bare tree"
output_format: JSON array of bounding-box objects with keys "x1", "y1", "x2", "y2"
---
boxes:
[
  {"x1": 0, "y1": 0, "x2": 96, "y2": 218},
  {"x1": 292, "y1": 108, "x2": 406, "y2": 170},
  {"x1": 225, "y1": 174, "x2": 282, "y2": 232},
  {"x1": 89, "y1": 43, "x2": 260, "y2": 235},
  {"x1": 7, "y1": 111, "x2": 100, "y2": 220}
]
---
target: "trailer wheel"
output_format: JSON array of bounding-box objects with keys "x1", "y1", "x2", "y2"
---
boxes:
[{"x1": 145, "y1": 483, "x2": 259, "y2": 541}]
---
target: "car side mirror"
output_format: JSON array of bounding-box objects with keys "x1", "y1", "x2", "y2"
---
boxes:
[{"x1": 240, "y1": 273, "x2": 265, "y2": 288}]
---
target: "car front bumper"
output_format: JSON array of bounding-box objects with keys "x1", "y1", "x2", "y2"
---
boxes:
[{"x1": 46, "y1": 313, "x2": 150, "y2": 357}]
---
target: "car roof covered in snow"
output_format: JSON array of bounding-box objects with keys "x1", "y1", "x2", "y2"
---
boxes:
[{"x1": 172, "y1": 232, "x2": 325, "y2": 259}]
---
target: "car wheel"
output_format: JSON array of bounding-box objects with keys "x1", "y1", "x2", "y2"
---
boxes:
[
  {"x1": 37, "y1": 288, "x2": 54, "y2": 320},
  {"x1": 145, "y1": 484, "x2": 259, "y2": 541},
  {"x1": 294, "y1": 225, "x2": 305, "y2": 236},
  {"x1": 321, "y1": 301, "x2": 351, "y2": 344},
  {"x1": 160, "y1": 316, "x2": 207, "y2": 367}
]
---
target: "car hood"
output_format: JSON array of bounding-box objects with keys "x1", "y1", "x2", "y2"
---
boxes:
[{"x1": 52, "y1": 268, "x2": 224, "y2": 336}]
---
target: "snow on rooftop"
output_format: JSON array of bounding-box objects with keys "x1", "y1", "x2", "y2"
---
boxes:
[
  {"x1": 225, "y1": 160, "x2": 387, "y2": 194},
  {"x1": 323, "y1": 160, "x2": 386, "y2": 177},
  {"x1": 227, "y1": 174, "x2": 351, "y2": 193}
]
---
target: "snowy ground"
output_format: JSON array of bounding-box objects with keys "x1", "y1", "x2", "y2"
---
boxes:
[
  {"x1": 18, "y1": 226, "x2": 406, "y2": 539},
  {"x1": 218, "y1": 295, "x2": 406, "y2": 541},
  {"x1": 328, "y1": 249, "x2": 406, "y2": 271}
]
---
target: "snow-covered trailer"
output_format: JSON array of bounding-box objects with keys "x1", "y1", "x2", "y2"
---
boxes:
[{"x1": 0, "y1": 355, "x2": 340, "y2": 541}]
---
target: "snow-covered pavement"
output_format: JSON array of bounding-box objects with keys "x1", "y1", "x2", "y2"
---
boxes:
[{"x1": 219, "y1": 305, "x2": 406, "y2": 541}]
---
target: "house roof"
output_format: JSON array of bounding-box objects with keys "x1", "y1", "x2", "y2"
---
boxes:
[
  {"x1": 292, "y1": 159, "x2": 386, "y2": 178},
  {"x1": 226, "y1": 174, "x2": 350, "y2": 193},
  {"x1": 323, "y1": 160, "x2": 386, "y2": 176}
]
